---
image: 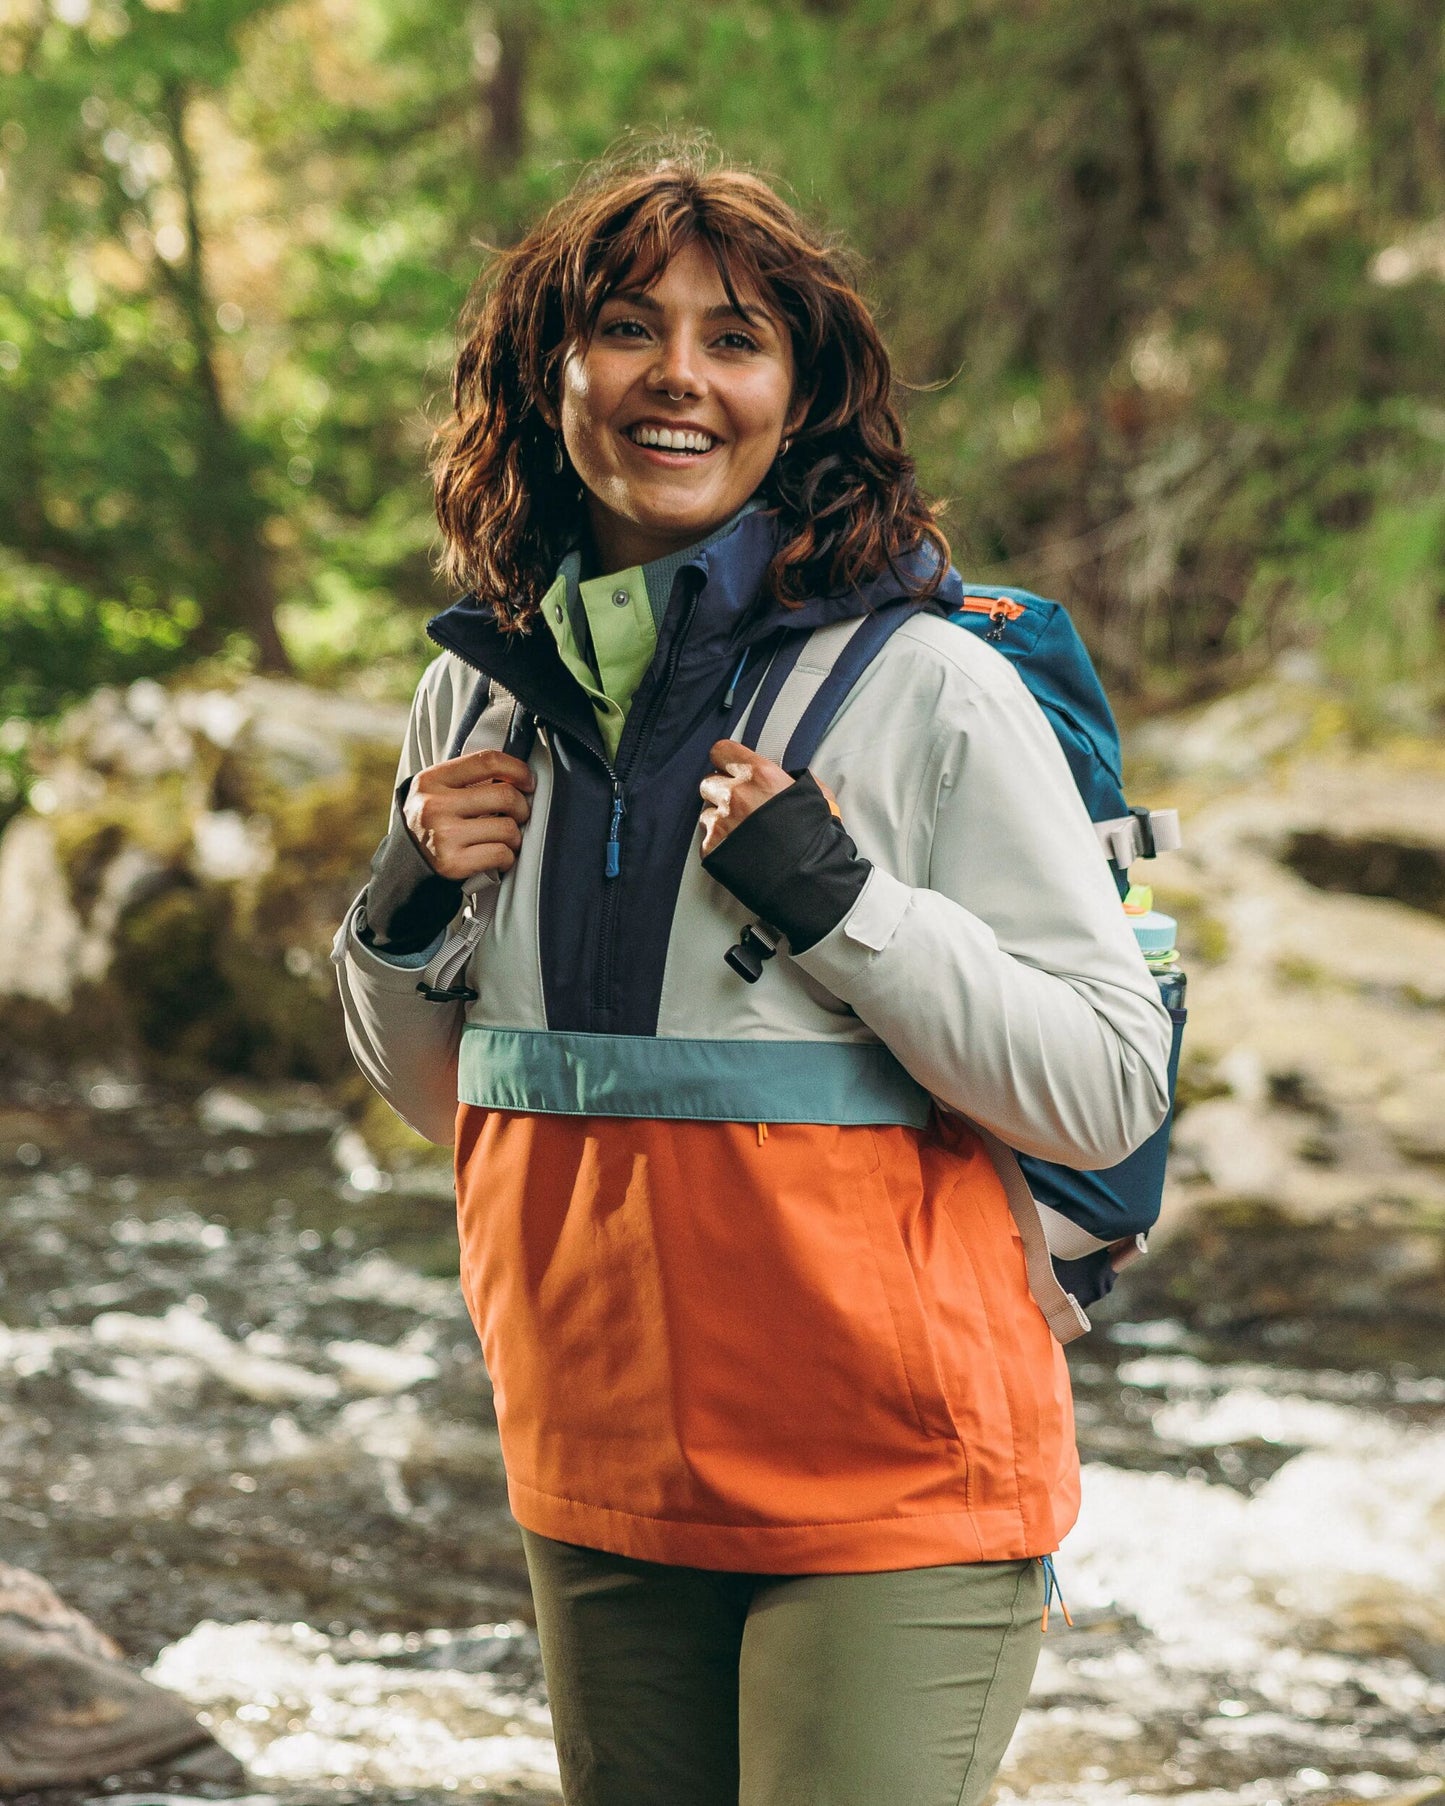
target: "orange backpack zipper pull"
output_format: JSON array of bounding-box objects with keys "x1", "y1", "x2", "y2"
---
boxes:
[{"x1": 959, "y1": 595, "x2": 1027, "y2": 642}]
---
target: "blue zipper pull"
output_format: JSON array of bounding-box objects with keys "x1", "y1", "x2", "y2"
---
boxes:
[
  {"x1": 605, "y1": 784, "x2": 626, "y2": 878},
  {"x1": 1039, "y1": 1553, "x2": 1074, "y2": 1633},
  {"x1": 721, "y1": 649, "x2": 750, "y2": 711}
]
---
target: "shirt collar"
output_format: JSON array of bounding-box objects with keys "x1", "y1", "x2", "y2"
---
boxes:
[{"x1": 558, "y1": 497, "x2": 764, "y2": 638}]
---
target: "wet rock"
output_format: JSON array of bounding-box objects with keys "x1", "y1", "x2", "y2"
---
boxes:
[{"x1": 0, "y1": 1564, "x2": 244, "y2": 1792}]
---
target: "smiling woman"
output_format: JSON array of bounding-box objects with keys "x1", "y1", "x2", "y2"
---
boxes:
[
  {"x1": 430, "y1": 143, "x2": 948, "y2": 629},
  {"x1": 334, "y1": 138, "x2": 1173, "y2": 1806},
  {"x1": 559, "y1": 242, "x2": 804, "y2": 568}
]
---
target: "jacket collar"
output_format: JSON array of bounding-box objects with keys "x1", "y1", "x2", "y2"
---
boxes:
[{"x1": 425, "y1": 507, "x2": 963, "y2": 733}]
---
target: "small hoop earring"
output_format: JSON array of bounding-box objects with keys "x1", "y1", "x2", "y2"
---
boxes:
[
  {"x1": 779, "y1": 436, "x2": 792, "y2": 457},
  {"x1": 553, "y1": 437, "x2": 565, "y2": 475}
]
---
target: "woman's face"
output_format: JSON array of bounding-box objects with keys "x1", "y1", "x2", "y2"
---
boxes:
[{"x1": 559, "y1": 239, "x2": 803, "y2": 571}]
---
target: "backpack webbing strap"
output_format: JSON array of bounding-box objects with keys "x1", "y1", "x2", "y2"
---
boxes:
[
  {"x1": 972, "y1": 1123, "x2": 1093, "y2": 1344},
  {"x1": 735, "y1": 633, "x2": 810, "y2": 753},
  {"x1": 1094, "y1": 808, "x2": 1183, "y2": 868},
  {"x1": 733, "y1": 621, "x2": 859, "y2": 762},
  {"x1": 417, "y1": 679, "x2": 536, "y2": 1003},
  {"x1": 780, "y1": 602, "x2": 926, "y2": 771},
  {"x1": 444, "y1": 673, "x2": 536, "y2": 768},
  {"x1": 740, "y1": 603, "x2": 922, "y2": 769}
]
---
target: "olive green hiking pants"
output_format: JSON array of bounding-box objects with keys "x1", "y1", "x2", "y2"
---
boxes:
[{"x1": 521, "y1": 1529, "x2": 1044, "y2": 1806}]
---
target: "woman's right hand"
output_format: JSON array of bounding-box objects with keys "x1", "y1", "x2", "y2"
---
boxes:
[{"x1": 402, "y1": 750, "x2": 535, "y2": 882}]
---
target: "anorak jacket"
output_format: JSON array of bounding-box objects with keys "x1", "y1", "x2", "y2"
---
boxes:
[{"x1": 333, "y1": 509, "x2": 1173, "y2": 1572}]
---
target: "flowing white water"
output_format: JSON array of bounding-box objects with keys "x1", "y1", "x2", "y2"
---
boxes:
[
  {"x1": 147, "y1": 1622, "x2": 559, "y2": 1793},
  {"x1": 993, "y1": 1369, "x2": 1445, "y2": 1803}
]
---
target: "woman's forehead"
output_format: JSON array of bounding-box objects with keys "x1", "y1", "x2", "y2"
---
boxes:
[{"x1": 601, "y1": 240, "x2": 777, "y2": 319}]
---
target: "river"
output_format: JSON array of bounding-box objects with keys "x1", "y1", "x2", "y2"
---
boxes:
[{"x1": 2, "y1": 1075, "x2": 1441, "y2": 1805}]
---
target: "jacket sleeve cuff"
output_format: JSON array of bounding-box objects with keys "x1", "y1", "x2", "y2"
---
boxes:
[
  {"x1": 700, "y1": 770, "x2": 872, "y2": 953},
  {"x1": 358, "y1": 814, "x2": 463, "y2": 956},
  {"x1": 790, "y1": 866, "x2": 915, "y2": 994}
]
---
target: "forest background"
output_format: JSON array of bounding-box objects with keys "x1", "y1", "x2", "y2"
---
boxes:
[{"x1": 4, "y1": 0, "x2": 1445, "y2": 755}]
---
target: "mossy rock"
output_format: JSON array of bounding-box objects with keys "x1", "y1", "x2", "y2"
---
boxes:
[{"x1": 0, "y1": 674, "x2": 403, "y2": 1095}]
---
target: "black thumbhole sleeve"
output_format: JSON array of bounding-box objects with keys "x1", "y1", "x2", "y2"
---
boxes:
[{"x1": 701, "y1": 770, "x2": 872, "y2": 953}]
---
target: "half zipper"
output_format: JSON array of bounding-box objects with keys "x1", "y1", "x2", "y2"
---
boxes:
[
  {"x1": 427, "y1": 587, "x2": 705, "y2": 1033},
  {"x1": 590, "y1": 580, "x2": 702, "y2": 1021}
]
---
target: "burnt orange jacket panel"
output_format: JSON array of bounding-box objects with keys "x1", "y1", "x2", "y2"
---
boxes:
[{"x1": 454, "y1": 1104, "x2": 1079, "y2": 1572}]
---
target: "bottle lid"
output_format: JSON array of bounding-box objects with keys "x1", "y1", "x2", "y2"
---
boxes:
[
  {"x1": 1130, "y1": 908, "x2": 1178, "y2": 956},
  {"x1": 1123, "y1": 883, "x2": 1153, "y2": 916}
]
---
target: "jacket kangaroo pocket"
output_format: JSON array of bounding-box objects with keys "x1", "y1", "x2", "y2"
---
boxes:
[{"x1": 850, "y1": 1141, "x2": 963, "y2": 1446}]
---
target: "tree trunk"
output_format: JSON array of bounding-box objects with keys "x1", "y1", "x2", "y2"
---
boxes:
[
  {"x1": 159, "y1": 81, "x2": 290, "y2": 673},
  {"x1": 476, "y1": 3, "x2": 528, "y2": 180}
]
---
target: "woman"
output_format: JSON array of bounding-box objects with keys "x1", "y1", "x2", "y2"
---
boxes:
[{"x1": 333, "y1": 144, "x2": 1172, "y2": 1806}]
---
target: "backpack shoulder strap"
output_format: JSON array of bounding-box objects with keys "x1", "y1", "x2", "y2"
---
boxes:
[
  {"x1": 443, "y1": 670, "x2": 536, "y2": 765},
  {"x1": 738, "y1": 601, "x2": 924, "y2": 768},
  {"x1": 414, "y1": 674, "x2": 535, "y2": 1004},
  {"x1": 971, "y1": 1126, "x2": 1093, "y2": 1344},
  {"x1": 444, "y1": 673, "x2": 493, "y2": 760}
]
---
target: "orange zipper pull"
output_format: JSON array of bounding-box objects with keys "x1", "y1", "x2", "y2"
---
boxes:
[
  {"x1": 959, "y1": 595, "x2": 1027, "y2": 642},
  {"x1": 757, "y1": 1122, "x2": 769, "y2": 1146}
]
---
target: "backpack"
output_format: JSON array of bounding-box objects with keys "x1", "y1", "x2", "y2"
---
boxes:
[{"x1": 732, "y1": 584, "x2": 1186, "y2": 1331}]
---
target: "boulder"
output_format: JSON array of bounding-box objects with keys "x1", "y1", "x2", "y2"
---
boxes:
[
  {"x1": 0, "y1": 672, "x2": 409, "y2": 1090},
  {"x1": 0, "y1": 1564, "x2": 245, "y2": 1792}
]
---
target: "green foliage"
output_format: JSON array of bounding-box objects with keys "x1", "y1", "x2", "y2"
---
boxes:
[
  {"x1": 0, "y1": 552, "x2": 201, "y2": 721},
  {"x1": 3, "y1": 0, "x2": 1445, "y2": 712}
]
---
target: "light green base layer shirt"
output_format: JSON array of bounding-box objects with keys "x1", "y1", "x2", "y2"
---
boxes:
[{"x1": 537, "y1": 506, "x2": 758, "y2": 762}]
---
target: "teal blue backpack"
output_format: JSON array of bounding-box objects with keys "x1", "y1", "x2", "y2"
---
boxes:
[{"x1": 742, "y1": 579, "x2": 1186, "y2": 1313}]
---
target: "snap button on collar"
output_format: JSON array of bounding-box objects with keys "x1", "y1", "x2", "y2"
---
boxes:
[{"x1": 611, "y1": 587, "x2": 630, "y2": 607}]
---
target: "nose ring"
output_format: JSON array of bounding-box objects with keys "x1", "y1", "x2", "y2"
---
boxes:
[{"x1": 666, "y1": 389, "x2": 685, "y2": 401}]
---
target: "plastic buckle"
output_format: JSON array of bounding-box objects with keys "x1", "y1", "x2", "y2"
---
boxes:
[
  {"x1": 415, "y1": 980, "x2": 479, "y2": 1003},
  {"x1": 724, "y1": 923, "x2": 780, "y2": 984}
]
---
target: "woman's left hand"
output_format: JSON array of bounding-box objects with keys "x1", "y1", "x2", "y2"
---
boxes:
[
  {"x1": 698, "y1": 741, "x2": 793, "y2": 855},
  {"x1": 699, "y1": 740, "x2": 840, "y2": 855}
]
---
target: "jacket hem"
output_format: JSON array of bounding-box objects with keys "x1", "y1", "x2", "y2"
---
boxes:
[{"x1": 505, "y1": 1473, "x2": 1053, "y2": 1573}]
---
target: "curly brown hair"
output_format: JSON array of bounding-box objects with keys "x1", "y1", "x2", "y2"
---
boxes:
[{"x1": 431, "y1": 141, "x2": 950, "y2": 629}]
